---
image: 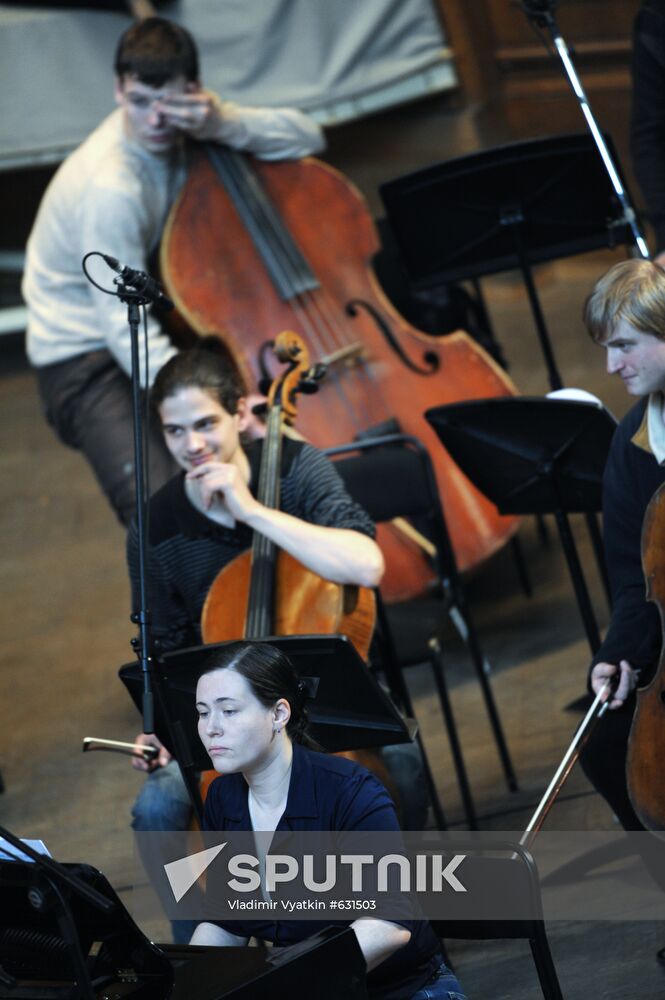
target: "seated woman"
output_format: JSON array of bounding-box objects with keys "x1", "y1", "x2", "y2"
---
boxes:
[{"x1": 190, "y1": 640, "x2": 466, "y2": 1000}]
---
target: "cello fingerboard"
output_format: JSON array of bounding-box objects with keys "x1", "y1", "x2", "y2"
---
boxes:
[{"x1": 246, "y1": 405, "x2": 282, "y2": 637}]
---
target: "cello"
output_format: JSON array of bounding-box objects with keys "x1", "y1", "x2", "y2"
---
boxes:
[
  {"x1": 520, "y1": 479, "x2": 665, "y2": 843},
  {"x1": 201, "y1": 329, "x2": 375, "y2": 658},
  {"x1": 160, "y1": 146, "x2": 521, "y2": 600},
  {"x1": 626, "y1": 481, "x2": 665, "y2": 832}
]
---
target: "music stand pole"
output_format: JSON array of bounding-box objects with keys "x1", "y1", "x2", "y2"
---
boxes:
[
  {"x1": 551, "y1": 504, "x2": 601, "y2": 654},
  {"x1": 507, "y1": 211, "x2": 564, "y2": 390},
  {"x1": 521, "y1": 1, "x2": 649, "y2": 259}
]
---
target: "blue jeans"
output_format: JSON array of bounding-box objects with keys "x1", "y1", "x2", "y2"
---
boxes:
[
  {"x1": 410, "y1": 962, "x2": 467, "y2": 1000},
  {"x1": 131, "y1": 760, "x2": 192, "y2": 832},
  {"x1": 131, "y1": 761, "x2": 196, "y2": 944}
]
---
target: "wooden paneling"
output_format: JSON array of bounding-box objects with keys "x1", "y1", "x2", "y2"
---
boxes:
[{"x1": 435, "y1": 0, "x2": 640, "y2": 119}]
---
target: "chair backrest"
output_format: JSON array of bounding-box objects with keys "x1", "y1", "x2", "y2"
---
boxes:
[
  {"x1": 428, "y1": 841, "x2": 545, "y2": 940},
  {"x1": 324, "y1": 433, "x2": 456, "y2": 575}
]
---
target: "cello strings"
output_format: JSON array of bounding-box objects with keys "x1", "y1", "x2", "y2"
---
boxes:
[{"x1": 248, "y1": 406, "x2": 281, "y2": 637}]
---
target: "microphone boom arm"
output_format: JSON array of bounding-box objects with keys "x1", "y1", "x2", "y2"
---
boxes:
[{"x1": 520, "y1": 1, "x2": 650, "y2": 259}]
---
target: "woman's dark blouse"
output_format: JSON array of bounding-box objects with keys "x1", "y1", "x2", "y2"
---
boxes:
[{"x1": 203, "y1": 744, "x2": 441, "y2": 1000}]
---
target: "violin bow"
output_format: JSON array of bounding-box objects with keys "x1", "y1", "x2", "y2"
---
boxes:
[{"x1": 520, "y1": 679, "x2": 612, "y2": 850}]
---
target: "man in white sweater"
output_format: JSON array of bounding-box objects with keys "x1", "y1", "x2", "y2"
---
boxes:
[{"x1": 22, "y1": 16, "x2": 324, "y2": 525}]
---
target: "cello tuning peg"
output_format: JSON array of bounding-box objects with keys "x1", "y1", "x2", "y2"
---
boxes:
[{"x1": 298, "y1": 363, "x2": 328, "y2": 394}]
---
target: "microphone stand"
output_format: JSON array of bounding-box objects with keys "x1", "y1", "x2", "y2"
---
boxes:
[
  {"x1": 117, "y1": 283, "x2": 157, "y2": 735},
  {"x1": 521, "y1": 0, "x2": 650, "y2": 259},
  {"x1": 81, "y1": 252, "x2": 174, "y2": 737}
]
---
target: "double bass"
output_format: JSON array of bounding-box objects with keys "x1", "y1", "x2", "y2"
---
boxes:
[{"x1": 160, "y1": 146, "x2": 520, "y2": 600}]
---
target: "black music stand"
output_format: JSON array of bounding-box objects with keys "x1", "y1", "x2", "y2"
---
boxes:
[
  {"x1": 166, "y1": 927, "x2": 368, "y2": 1000},
  {"x1": 120, "y1": 634, "x2": 414, "y2": 826},
  {"x1": 0, "y1": 849, "x2": 366, "y2": 1000},
  {"x1": 380, "y1": 133, "x2": 635, "y2": 390},
  {"x1": 425, "y1": 397, "x2": 617, "y2": 655},
  {"x1": 0, "y1": 837, "x2": 173, "y2": 999}
]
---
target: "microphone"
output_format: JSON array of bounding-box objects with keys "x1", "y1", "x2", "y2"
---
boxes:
[
  {"x1": 102, "y1": 254, "x2": 174, "y2": 310},
  {"x1": 521, "y1": 0, "x2": 557, "y2": 23}
]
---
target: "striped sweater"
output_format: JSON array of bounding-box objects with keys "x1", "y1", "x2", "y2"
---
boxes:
[{"x1": 127, "y1": 438, "x2": 374, "y2": 651}]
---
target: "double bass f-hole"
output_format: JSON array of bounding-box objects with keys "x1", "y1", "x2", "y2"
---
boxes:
[
  {"x1": 346, "y1": 298, "x2": 439, "y2": 375},
  {"x1": 207, "y1": 146, "x2": 438, "y2": 379}
]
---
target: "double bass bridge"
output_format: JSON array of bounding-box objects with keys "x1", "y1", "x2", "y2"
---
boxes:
[{"x1": 319, "y1": 341, "x2": 367, "y2": 373}]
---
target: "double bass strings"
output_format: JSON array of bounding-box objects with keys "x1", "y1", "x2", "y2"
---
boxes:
[{"x1": 210, "y1": 147, "x2": 380, "y2": 429}]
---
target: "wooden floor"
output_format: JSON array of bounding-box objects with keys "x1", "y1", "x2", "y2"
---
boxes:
[{"x1": 2, "y1": 88, "x2": 665, "y2": 998}]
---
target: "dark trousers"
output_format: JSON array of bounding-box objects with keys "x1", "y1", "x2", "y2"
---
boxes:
[
  {"x1": 580, "y1": 693, "x2": 665, "y2": 892},
  {"x1": 35, "y1": 349, "x2": 176, "y2": 526},
  {"x1": 580, "y1": 696, "x2": 640, "y2": 830}
]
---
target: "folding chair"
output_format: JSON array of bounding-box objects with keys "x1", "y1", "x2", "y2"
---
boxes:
[
  {"x1": 432, "y1": 839, "x2": 565, "y2": 1000},
  {"x1": 325, "y1": 433, "x2": 518, "y2": 829}
]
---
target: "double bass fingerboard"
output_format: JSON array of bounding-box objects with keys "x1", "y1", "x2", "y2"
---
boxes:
[{"x1": 206, "y1": 145, "x2": 320, "y2": 301}]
